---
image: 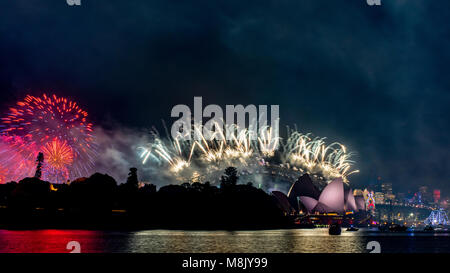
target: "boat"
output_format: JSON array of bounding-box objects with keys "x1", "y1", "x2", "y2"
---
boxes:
[
  {"x1": 329, "y1": 223, "x2": 341, "y2": 235},
  {"x1": 435, "y1": 224, "x2": 445, "y2": 231},
  {"x1": 346, "y1": 226, "x2": 359, "y2": 231}
]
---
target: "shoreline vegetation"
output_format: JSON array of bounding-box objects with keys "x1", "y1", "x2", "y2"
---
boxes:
[{"x1": 0, "y1": 167, "x2": 292, "y2": 230}]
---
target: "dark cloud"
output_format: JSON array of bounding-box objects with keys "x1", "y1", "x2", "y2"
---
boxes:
[{"x1": 0, "y1": 0, "x2": 449, "y2": 193}]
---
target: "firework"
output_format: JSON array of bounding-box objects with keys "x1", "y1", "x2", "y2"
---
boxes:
[
  {"x1": 42, "y1": 139, "x2": 74, "y2": 169},
  {"x1": 138, "y1": 129, "x2": 195, "y2": 174},
  {"x1": 257, "y1": 126, "x2": 280, "y2": 157},
  {"x1": 40, "y1": 139, "x2": 74, "y2": 182},
  {"x1": 284, "y1": 132, "x2": 359, "y2": 182},
  {"x1": 153, "y1": 137, "x2": 194, "y2": 173},
  {"x1": 0, "y1": 135, "x2": 38, "y2": 180},
  {"x1": 0, "y1": 94, "x2": 97, "y2": 183},
  {"x1": 138, "y1": 124, "x2": 359, "y2": 184}
]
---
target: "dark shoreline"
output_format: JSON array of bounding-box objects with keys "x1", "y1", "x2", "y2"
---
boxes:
[
  {"x1": 0, "y1": 223, "x2": 293, "y2": 231},
  {"x1": 0, "y1": 209, "x2": 294, "y2": 231},
  {"x1": 0, "y1": 171, "x2": 293, "y2": 232}
]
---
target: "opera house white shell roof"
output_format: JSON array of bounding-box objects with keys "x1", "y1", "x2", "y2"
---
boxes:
[
  {"x1": 344, "y1": 188, "x2": 358, "y2": 211},
  {"x1": 317, "y1": 178, "x2": 345, "y2": 213},
  {"x1": 276, "y1": 175, "x2": 364, "y2": 214}
]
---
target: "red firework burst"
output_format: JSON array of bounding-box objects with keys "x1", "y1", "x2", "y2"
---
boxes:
[
  {"x1": 42, "y1": 138, "x2": 74, "y2": 169},
  {"x1": 0, "y1": 94, "x2": 97, "y2": 183}
]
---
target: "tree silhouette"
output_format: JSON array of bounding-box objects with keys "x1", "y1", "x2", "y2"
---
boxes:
[
  {"x1": 220, "y1": 167, "x2": 238, "y2": 188},
  {"x1": 34, "y1": 152, "x2": 44, "y2": 179},
  {"x1": 126, "y1": 167, "x2": 139, "y2": 189},
  {"x1": 0, "y1": 165, "x2": 287, "y2": 229}
]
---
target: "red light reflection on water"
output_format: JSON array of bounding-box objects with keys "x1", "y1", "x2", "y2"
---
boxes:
[{"x1": 0, "y1": 230, "x2": 105, "y2": 253}]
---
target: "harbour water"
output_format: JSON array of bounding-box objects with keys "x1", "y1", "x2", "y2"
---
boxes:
[{"x1": 0, "y1": 228, "x2": 449, "y2": 253}]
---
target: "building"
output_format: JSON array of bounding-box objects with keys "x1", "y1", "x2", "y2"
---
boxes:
[
  {"x1": 419, "y1": 186, "x2": 433, "y2": 205},
  {"x1": 381, "y1": 182, "x2": 395, "y2": 203},
  {"x1": 396, "y1": 192, "x2": 406, "y2": 205},
  {"x1": 433, "y1": 189, "x2": 441, "y2": 203},
  {"x1": 374, "y1": 192, "x2": 385, "y2": 205},
  {"x1": 353, "y1": 189, "x2": 364, "y2": 196},
  {"x1": 366, "y1": 191, "x2": 375, "y2": 210},
  {"x1": 279, "y1": 174, "x2": 365, "y2": 214},
  {"x1": 381, "y1": 182, "x2": 393, "y2": 195}
]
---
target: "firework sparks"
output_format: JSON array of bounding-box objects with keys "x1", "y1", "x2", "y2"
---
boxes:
[
  {"x1": 0, "y1": 94, "x2": 97, "y2": 183},
  {"x1": 138, "y1": 124, "x2": 359, "y2": 184},
  {"x1": 258, "y1": 126, "x2": 280, "y2": 157},
  {"x1": 285, "y1": 132, "x2": 359, "y2": 182},
  {"x1": 42, "y1": 139, "x2": 74, "y2": 169}
]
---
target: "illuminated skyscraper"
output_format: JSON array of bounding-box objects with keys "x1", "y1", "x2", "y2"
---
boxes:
[
  {"x1": 374, "y1": 192, "x2": 385, "y2": 205},
  {"x1": 433, "y1": 190, "x2": 441, "y2": 203},
  {"x1": 381, "y1": 182, "x2": 393, "y2": 195}
]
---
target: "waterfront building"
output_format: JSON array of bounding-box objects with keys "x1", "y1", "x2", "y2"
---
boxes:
[{"x1": 374, "y1": 192, "x2": 385, "y2": 205}]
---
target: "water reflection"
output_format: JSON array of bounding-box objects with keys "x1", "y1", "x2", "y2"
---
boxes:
[
  {"x1": 127, "y1": 229, "x2": 367, "y2": 253},
  {"x1": 0, "y1": 230, "x2": 107, "y2": 253},
  {"x1": 0, "y1": 228, "x2": 449, "y2": 253}
]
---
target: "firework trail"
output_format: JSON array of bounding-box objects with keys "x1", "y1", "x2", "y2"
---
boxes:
[
  {"x1": 0, "y1": 135, "x2": 38, "y2": 181},
  {"x1": 284, "y1": 132, "x2": 359, "y2": 182},
  {"x1": 0, "y1": 94, "x2": 98, "y2": 183},
  {"x1": 257, "y1": 126, "x2": 280, "y2": 157},
  {"x1": 138, "y1": 124, "x2": 358, "y2": 185}
]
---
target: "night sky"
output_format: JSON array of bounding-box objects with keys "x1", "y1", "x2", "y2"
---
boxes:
[{"x1": 0, "y1": 0, "x2": 449, "y2": 193}]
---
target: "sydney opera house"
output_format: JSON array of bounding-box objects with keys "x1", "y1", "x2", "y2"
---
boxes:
[{"x1": 272, "y1": 174, "x2": 366, "y2": 216}]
